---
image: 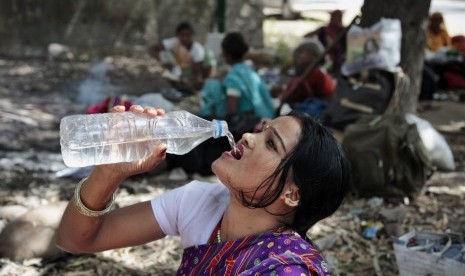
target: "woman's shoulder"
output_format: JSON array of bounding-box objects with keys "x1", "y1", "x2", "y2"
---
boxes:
[
  {"x1": 183, "y1": 181, "x2": 229, "y2": 205},
  {"x1": 263, "y1": 230, "x2": 320, "y2": 254},
  {"x1": 256, "y1": 231, "x2": 330, "y2": 275},
  {"x1": 226, "y1": 62, "x2": 261, "y2": 84},
  {"x1": 223, "y1": 63, "x2": 249, "y2": 85},
  {"x1": 157, "y1": 181, "x2": 228, "y2": 208}
]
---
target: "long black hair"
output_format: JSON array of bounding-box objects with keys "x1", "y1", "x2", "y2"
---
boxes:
[{"x1": 238, "y1": 111, "x2": 351, "y2": 237}]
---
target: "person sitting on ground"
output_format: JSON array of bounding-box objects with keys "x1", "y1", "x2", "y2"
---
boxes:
[
  {"x1": 148, "y1": 21, "x2": 212, "y2": 91},
  {"x1": 305, "y1": 10, "x2": 346, "y2": 77},
  {"x1": 56, "y1": 104, "x2": 351, "y2": 275},
  {"x1": 441, "y1": 35, "x2": 465, "y2": 89},
  {"x1": 278, "y1": 39, "x2": 336, "y2": 107},
  {"x1": 200, "y1": 32, "x2": 275, "y2": 121},
  {"x1": 421, "y1": 13, "x2": 464, "y2": 100},
  {"x1": 421, "y1": 12, "x2": 451, "y2": 101},
  {"x1": 426, "y1": 12, "x2": 451, "y2": 53},
  {"x1": 451, "y1": 35, "x2": 465, "y2": 56}
]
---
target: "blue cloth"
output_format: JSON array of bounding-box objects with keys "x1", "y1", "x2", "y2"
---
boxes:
[
  {"x1": 200, "y1": 63, "x2": 275, "y2": 119},
  {"x1": 295, "y1": 98, "x2": 328, "y2": 118},
  {"x1": 224, "y1": 63, "x2": 275, "y2": 118},
  {"x1": 199, "y1": 79, "x2": 226, "y2": 118}
]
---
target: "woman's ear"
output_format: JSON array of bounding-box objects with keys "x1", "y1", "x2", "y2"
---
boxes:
[{"x1": 281, "y1": 184, "x2": 300, "y2": 207}]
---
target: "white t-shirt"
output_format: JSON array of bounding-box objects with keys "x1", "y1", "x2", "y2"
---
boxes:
[
  {"x1": 150, "y1": 181, "x2": 229, "y2": 249},
  {"x1": 162, "y1": 37, "x2": 206, "y2": 63}
]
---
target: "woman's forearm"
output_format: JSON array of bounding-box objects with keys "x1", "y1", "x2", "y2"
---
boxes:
[{"x1": 56, "y1": 168, "x2": 124, "y2": 253}]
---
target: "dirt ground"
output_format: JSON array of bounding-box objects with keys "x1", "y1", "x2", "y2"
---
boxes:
[{"x1": 0, "y1": 56, "x2": 464, "y2": 275}]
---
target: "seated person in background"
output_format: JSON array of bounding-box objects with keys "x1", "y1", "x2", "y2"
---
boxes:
[
  {"x1": 421, "y1": 12, "x2": 451, "y2": 101},
  {"x1": 200, "y1": 32, "x2": 275, "y2": 120},
  {"x1": 442, "y1": 35, "x2": 465, "y2": 89},
  {"x1": 57, "y1": 104, "x2": 351, "y2": 275},
  {"x1": 305, "y1": 10, "x2": 346, "y2": 77},
  {"x1": 451, "y1": 35, "x2": 465, "y2": 56},
  {"x1": 278, "y1": 39, "x2": 336, "y2": 106},
  {"x1": 148, "y1": 21, "x2": 212, "y2": 91},
  {"x1": 426, "y1": 12, "x2": 451, "y2": 53},
  {"x1": 421, "y1": 13, "x2": 465, "y2": 99}
]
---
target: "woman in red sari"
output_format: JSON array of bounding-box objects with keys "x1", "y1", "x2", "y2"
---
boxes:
[{"x1": 57, "y1": 105, "x2": 350, "y2": 275}]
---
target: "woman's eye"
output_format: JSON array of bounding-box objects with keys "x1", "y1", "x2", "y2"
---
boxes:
[{"x1": 266, "y1": 139, "x2": 277, "y2": 151}]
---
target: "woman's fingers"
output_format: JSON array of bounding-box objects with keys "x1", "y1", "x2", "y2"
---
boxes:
[
  {"x1": 143, "y1": 107, "x2": 166, "y2": 118},
  {"x1": 111, "y1": 105, "x2": 165, "y2": 118},
  {"x1": 110, "y1": 105, "x2": 126, "y2": 113},
  {"x1": 129, "y1": 105, "x2": 144, "y2": 113},
  {"x1": 143, "y1": 107, "x2": 158, "y2": 118}
]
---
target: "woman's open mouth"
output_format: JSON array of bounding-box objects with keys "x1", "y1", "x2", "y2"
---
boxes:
[{"x1": 229, "y1": 144, "x2": 244, "y2": 160}]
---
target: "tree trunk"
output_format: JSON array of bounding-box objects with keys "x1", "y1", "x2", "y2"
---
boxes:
[
  {"x1": 226, "y1": 0, "x2": 265, "y2": 48},
  {"x1": 360, "y1": 0, "x2": 431, "y2": 113}
]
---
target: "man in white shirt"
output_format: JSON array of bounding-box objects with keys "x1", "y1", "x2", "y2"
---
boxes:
[{"x1": 149, "y1": 22, "x2": 212, "y2": 92}]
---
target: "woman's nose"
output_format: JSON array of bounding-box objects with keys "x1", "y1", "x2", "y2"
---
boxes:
[{"x1": 242, "y1": 133, "x2": 255, "y2": 149}]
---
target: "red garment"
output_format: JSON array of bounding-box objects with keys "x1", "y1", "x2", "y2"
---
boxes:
[
  {"x1": 282, "y1": 68, "x2": 336, "y2": 105},
  {"x1": 86, "y1": 96, "x2": 132, "y2": 114},
  {"x1": 443, "y1": 68, "x2": 465, "y2": 89}
]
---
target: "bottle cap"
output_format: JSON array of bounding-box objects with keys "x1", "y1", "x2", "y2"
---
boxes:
[{"x1": 212, "y1": 120, "x2": 228, "y2": 138}]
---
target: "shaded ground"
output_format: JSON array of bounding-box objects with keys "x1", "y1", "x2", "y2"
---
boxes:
[{"x1": 0, "y1": 56, "x2": 464, "y2": 275}]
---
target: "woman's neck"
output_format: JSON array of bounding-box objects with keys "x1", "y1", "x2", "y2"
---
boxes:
[{"x1": 219, "y1": 201, "x2": 286, "y2": 242}]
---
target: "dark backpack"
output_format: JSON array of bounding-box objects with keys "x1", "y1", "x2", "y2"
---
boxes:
[
  {"x1": 325, "y1": 70, "x2": 394, "y2": 130},
  {"x1": 342, "y1": 113, "x2": 433, "y2": 198},
  {"x1": 341, "y1": 71, "x2": 434, "y2": 198}
]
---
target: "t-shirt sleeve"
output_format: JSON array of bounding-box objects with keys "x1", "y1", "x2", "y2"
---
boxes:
[
  {"x1": 224, "y1": 72, "x2": 245, "y2": 97},
  {"x1": 190, "y1": 42, "x2": 206, "y2": 63},
  {"x1": 226, "y1": 87, "x2": 241, "y2": 97},
  {"x1": 150, "y1": 184, "x2": 186, "y2": 236},
  {"x1": 150, "y1": 181, "x2": 230, "y2": 248},
  {"x1": 162, "y1": 37, "x2": 178, "y2": 51}
]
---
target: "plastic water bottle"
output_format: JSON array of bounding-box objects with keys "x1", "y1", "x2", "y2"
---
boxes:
[{"x1": 60, "y1": 110, "x2": 229, "y2": 167}]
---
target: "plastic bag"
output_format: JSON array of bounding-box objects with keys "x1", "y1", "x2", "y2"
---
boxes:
[
  {"x1": 133, "y1": 93, "x2": 174, "y2": 112},
  {"x1": 342, "y1": 18, "x2": 402, "y2": 76},
  {"x1": 405, "y1": 114, "x2": 455, "y2": 171}
]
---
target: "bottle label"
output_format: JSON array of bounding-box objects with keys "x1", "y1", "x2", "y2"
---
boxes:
[{"x1": 213, "y1": 120, "x2": 222, "y2": 138}]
